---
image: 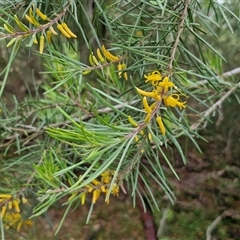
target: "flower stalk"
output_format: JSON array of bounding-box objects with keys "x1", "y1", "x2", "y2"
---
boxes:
[
  {"x1": 2, "y1": 5, "x2": 77, "y2": 54},
  {"x1": 86, "y1": 45, "x2": 128, "y2": 80},
  {"x1": 68, "y1": 171, "x2": 119, "y2": 205},
  {"x1": 133, "y1": 71, "x2": 187, "y2": 136}
]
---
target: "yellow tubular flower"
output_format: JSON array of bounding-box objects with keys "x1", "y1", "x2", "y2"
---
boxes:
[
  {"x1": 128, "y1": 115, "x2": 138, "y2": 127},
  {"x1": 143, "y1": 96, "x2": 152, "y2": 113},
  {"x1": 92, "y1": 190, "x2": 101, "y2": 204},
  {"x1": 134, "y1": 135, "x2": 139, "y2": 142},
  {"x1": 25, "y1": 14, "x2": 35, "y2": 25},
  {"x1": 8, "y1": 201, "x2": 13, "y2": 209},
  {"x1": 21, "y1": 197, "x2": 28, "y2": 204},
  {"x1": 156, "y1": 116, "x2": 166, "y2": 135},
  {"x1": 14, "y1": 15, "x2": 29, "y2": 31},
  {"x1": 1, "y1": 205, "x2": 7, "y2": 218},
  {"x1": 92, "y1": 179, "x2": 100, "y2": 186},
  {"x1": 148, "y1": 133, "x2": 153, "y2": 142},
  {"x1": 62, "y1": 23, "x2": 77, "y2": 38},
  {"x1": 49, "y1": 26, "x2": 58, "y2": 35},
  {"x1": 124, "y1": 72, "x2": 128, "y2": 80},
  {"x1": 101, "y1": 45, "x2": 119, "y2": 61},
  {"x1": 6, "y1": 38, "x2": 16, "y2": 48},
  {"x1": 144, "y1": 71, "x2": 162, "y2": 83},
  {"x1": 144, "y1": 113, "x2": 151, "y2": 123},
  {"x1": 118, "y1": 63, "x2": 123, "y2": 78},
  {"x1": 68, "y1": 192, "x2": 77, "y2": 201},
  {"x1": 89, "y1": 53, "x2": 95, "y2": 65},
  {"x1": 136, "y1": 87, "x2": 156, "y2": 98},
  {"x1": 157, "y1": 76, "x2": 174, "y2": 93},
  {"x1": 101, "y1": 186, "x2": 106, "y2": 192},
  {"x1": 117, "y1": 63, "x2": 128, "y2": 80},
  {"x1": 3, "y1": 23, "x2": 15, "y2": 33},
  {"x1": 101, "y1": 172, "x2": 112, "y2": 184},
  {"x1": 13, "y1": 199, "x2": 20, "y2": 213},
  {"x1": 29, "y1": 8, "x2": 40, "y2": 26},
  {"x1": 82, "y1": 70, "x2": 91, "y2": 75},
  {"x1": 39, "y1": 35, "x2": 45, "y2": 54},
  {"x1": 16, "y1": 219, "x2": 23, "y2": 232},
  {"x1": 36, "y1": 8, "x2": 48, "y2": 20},
  {"x1": 111, "y1": 184, "x2": 119, "y2": 196},
  {"x1": 46, "y1": 30, "x2": 52, "y2": 43},
  {"x1": 150, "y1": 102, "x2": 157, "y2": 110},
  {"x1": 96, "y1": 48, "x2": 105, "y2": 63},
  {"x1": 0, "y1": 194, "x2": 11, "y2": 199},
  {"x1": 81, "y1": 192, "x2": 86, "y2": 205},
  {"x1": 92, "y1": 54, "x2": 100, "y2": 65},
  {"x1": 122, "y1": 63, "x2": 128, "y2": 80},
  {"x1": 87, "y1": 186, "x2": 94, "y2": 193},
  {"x1": 33, "y1": 37, "x2": 38, "y2": 44},
  {"x1": 163, "y1": 94, "x2": 186, "y2": 109},
  {"x1": 153, "y1": 90, "x2": 161, "y2": 100},
  {"x1": 57, "y1": 24, "x2": 71, "y2": 38}
]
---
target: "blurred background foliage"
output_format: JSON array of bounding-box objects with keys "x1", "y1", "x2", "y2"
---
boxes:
[{"x1": 0, "y1": 0, "x2": 240, "y2": 239}]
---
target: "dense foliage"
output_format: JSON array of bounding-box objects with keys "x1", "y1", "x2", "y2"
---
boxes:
[{"x1": 0, "y1": 0, "x2": 239, "y2": 238}]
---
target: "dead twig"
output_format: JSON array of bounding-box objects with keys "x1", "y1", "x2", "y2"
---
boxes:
[
  {"x1": 206, "y1": 210, "x2": 240, "y2": 240},
  {"x1": 190, "y1": 81, "x2": 240, "y2": 130},
  {"x1": 157, "y1": 207, "x2": 170, "y2": 238}
]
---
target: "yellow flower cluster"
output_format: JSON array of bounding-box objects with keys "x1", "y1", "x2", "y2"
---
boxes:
[
  {"x1": 133, "y1": 71, "x2": 186, "y2": 135},
  {"x1": 4, "y1": 7, "x2": 77, "y2": 54},
  {"x1": 0, "y1": 194, "x2": 32, "y2": 232},
  {"x1": 68, "y1": 171, "x2": 119, "y2": 205},
  {"x1": 87, "y1": 45, "x2": 128, "y2": 80}
]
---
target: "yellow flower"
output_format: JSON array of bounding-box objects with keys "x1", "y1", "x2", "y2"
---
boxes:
[
  {"x1": 111, "y1": 183, "x2": 119, "y2": 196},
  {"x1": 101, "y1": 45, "x2": 119, "y2": 61},
  {"x1": 128, "y1": 115, "x2": 138, "y2": 127},
  {"x1": 142, "y1": 96, "x2": 152, "y2": 113},
  {"x1": 136, "y1": 87, "x2": 156, "y2": 98},
  {"x1": 39, "y1": 35, "x2": 45, "y2": 54},
  {"x1": 3, "y1": 212, "x2": 32, "y2": 232},
  {"x1": 61, "y1": 23, "x2": 77, "y2": 38},
  {"x1": 72, "y1": 171, "x2": 119, "y2": 205},
  {"x1": 163, "y1": 94, "x2": 186, "y2": 109},
  {"x1": 80, "y1": 192, "x2": 86, "y2": 205},
  {"x1": 157, "y1": 76, "x2": 175, "y2": 93},
  {"x1": 144, "y1": 71, "x2": 162, "y2": 84},
  {"x1": 35, "y1": 8, "x2": 48, "y2": 21},
  {"x1": 117, "y1": 63, "x2": 128, "y2": 80},
  {"x1": 0, "y1": 195, "x2": 32, "y2": 232},
  {"x1": 92, "y1": 189, "x2": 101, "y2": 204},
  {"x1": 156, "y1": 116, "x2": 166, "y2": 135},
  {"x1": 101, "y1": 171, "x2": 111, "y2": 184}
]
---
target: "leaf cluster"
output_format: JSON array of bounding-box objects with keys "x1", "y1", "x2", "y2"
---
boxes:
[{"x1": 0, "y1": 0, "x2": 240, "y2": 236}]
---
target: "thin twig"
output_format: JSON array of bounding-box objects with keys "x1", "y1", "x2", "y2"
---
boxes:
[
  {"x1": 0, "y1": 1, "x2": 71, "y2": 40},
  {"x1": 191, "y1": 66, "x2": 240, "y2": 86},
  {"x1": 0, "y1": 99, "x2": 140, "y2": 148},
  {"x1": 190, "y1": 81, "x2": 240, "y2": 130},
  {"x1": 206, "y1": 214, "x2": 223, "y2": 240},
  {"x1": 2, "y1": 64, "x2": 240, "y2": 147},
  {"x1": 17, "y1": 155, "x2": 44, "y2": 196},
  {"x1": 157, "y1": 207, "x2": 170, "y2": 237},
  {"x1": 223, "y1": 67, "x2": 240, "y2": 77},
  {"x1": 205, "y1": 210, "x2": 240, "y2": 240},
  {"x1": 168, "y1": 0, "x2": 190, "y2": 73}
]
